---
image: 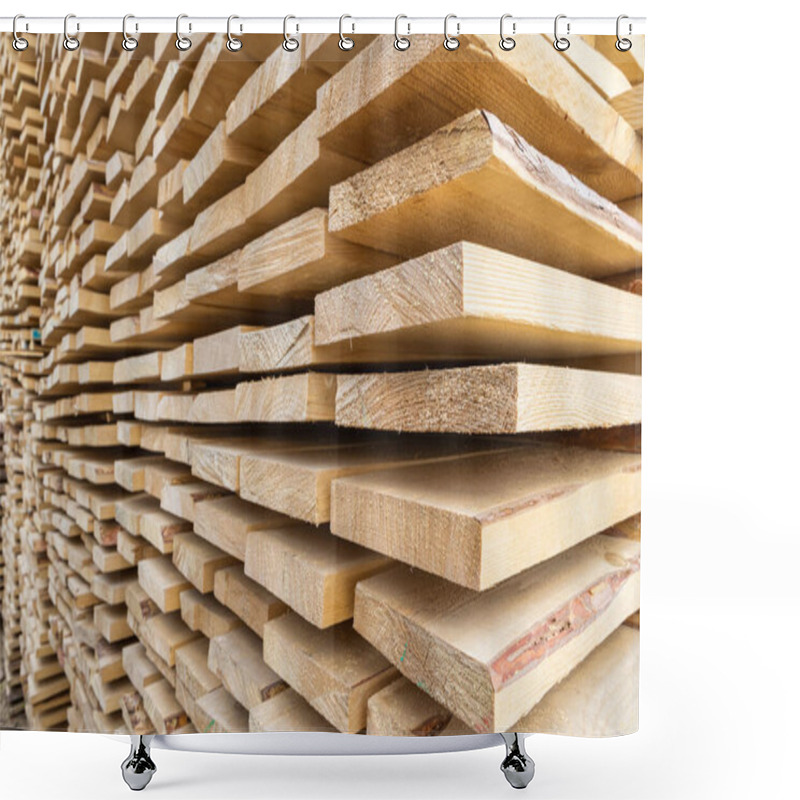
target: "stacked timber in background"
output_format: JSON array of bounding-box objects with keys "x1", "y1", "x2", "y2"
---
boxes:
[{"x1": 0, "y1": 31, "x2": 643, "y2": 737}]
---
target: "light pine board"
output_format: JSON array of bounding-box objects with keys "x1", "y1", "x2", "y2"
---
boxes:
[{"x1": 354, "y1": 534, "x2": 640, "y2": 732}]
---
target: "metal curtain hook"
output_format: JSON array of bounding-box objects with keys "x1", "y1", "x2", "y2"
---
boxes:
[
  {"x1": 175, "y1": 14, "x2": 192, "y2": 50},
  {"x1": 283, "y1": 15, "x2": 299, "y2": 51},
  {"x1": 339, "y1": 14, "x2": 355, "y2": 50},
  {"x1": 553, "y1": 14, "x2": 570, "y2": 51},
  {"x1": 394, "y1": 14, "x2": 410, "y2": 51},
  {"x1": 12, "y1": 14, "x2": 29, "y2": 51},
  {"x1": 122, "y1": 14, "x2": 139, "y2": 51},
  {"x1": 499, "y1": 14, "x2": 515, "y2": 51},
  {"x1": 443, "y1": 13, "x2": 460, "y2": 50},
  {"x1": 227, "y1": 15, "x2": 243, "y2": 51},
  {"x1": 63, "y1": 13, "x2": 80, "y2": 51},
  {"x1": 616, "y1": 14, "x2": 632, "y2": 51}
]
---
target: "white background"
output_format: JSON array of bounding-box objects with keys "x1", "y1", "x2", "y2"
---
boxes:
[{"x1": 3, "y1": 1, "x2": 799, "y2": 798}]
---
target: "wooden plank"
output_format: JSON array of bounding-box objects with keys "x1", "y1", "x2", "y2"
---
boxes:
[
  {"x1": 353, "y1": 534, "x2": 640, "y2": 732},
  {"x1": 244, "y1": 525, "x2": 393, "y2": 628},
  {"x1": 335, "y1": 364, "x2": 641, "y2": 434},
  {"x1": 314, "y1": 242, "x2": 641, "y2": 362},
  {"x1": 116, "y1": 493, "x2": 156, "y2": 535},
  {"x1": 317, "y1": 33, "x2": 641, "y2": 201},
  {"x1": 263, "y1": 612, "x2": 398, "y2": 733},
  {"x1": 180, "y1": 588, "x2": 242, "y2": 639},
  {"x1": 94, "y1": 603, "x2": 134, "y2": 643},
  {"x1": 92, "y1": 570, "x2": 137, "y2": 606},
  {"x1": 511, "y1": 624, "x2": 639, "y2": 736},
  {"x1": 174, "y1": 637, "x2": 222, "y2": 700},
  {"x1": 139, "y1": 611, "x2": 200, "y2": 668},
  {"x1": 560, "y1": 36, "x2": 633, "y2": 100},
  {"x1": 195, "y1": 685, "x2": 248, "y2": 732},
  {"x1": 194, "y1": 494, "x2": 291, "y2": 561},
  {"x1": 117, "y1": 529, "x2": 160, "y2": 566},
  {"x1": 213, "y1": 565, "x2": 287, "y2": 637},
  {"x1": 592, "y1": 35, "x2": 645, "y2": 84},
  {"x1": 243, "y1": 112, "x2": 363, "y2": 232},
  {"x1": 120, "y1": 691, "x2": 156, "y2": 734},
  {"x1": 137, "y1": 555, "x2": 192, "y2": 613},
  {"x1": 91, "y1": 672, "x2": 136, "y2": 715},
  {"x1": 183, "y1": 121, "x2": 262, "y2": 208},
  {"x1": 367, "y1": 677, "x2": 472, "y2": 737},
  {"x1": 139, "y1": 506, "x2": 192, "y2": 554},
  {"x1": 160, "y1": 478, "x2": 227, "y2": 523},
  {"x1": 188, "y1": 432, "x2": 346, "y2": 493},
  {"x1": 250, "y1": 688, "x2": 337, "y2": 733},
  {"x1": 610, "y1": 83, "x2": 644, "y2": 134},
  {"x1": 331, "y1": 443, "x2": 641, "y2": 590},
  {"x1": 143, "y1": 458, "x2": 192, "y2": 500},
  {"x1": 233, "y1": 373, "x2": 336, "y2": 423},
  {"x1": 208, "y1": 627, "x2": 288, "y2": 710},
  {"x1": 112, "y1": 351, "x2": 163, "y2": 385},
  {"x1": 237, "y1": 208, "x2": 397, "y2": 298},
  {"x1": 123, "y1": 642, "x2": 161, "y2": 696},
  {"x1": 192, "y1": 325, "x2": 261, "y2": 377},
  {"x1": 225, "y1": 35, "x2": 335, "y2": 150},
  {"x1": 188, "y1": 389, "x2": 236, "y2": 424},
  {"x1": 239, "y1": 316, "x2": 324, "y2": 374},
  {"x1": 328, "y1": 110, "x2": 641, "y2": 276},
  {"x1": 142, "y1": 678, "x2": 189, "y2": 734},
  {"x1": 126, "y1": 582, "x2": 161, "y2": 628},
  {"x1": 172, "y1": 532, "x2": 238, "y2": 593},
  {"x1": 185, "y1": 35, "x2": 281, "y2": 129},
  {"x1": 161, "y1": 343, "x2": 194, "y2": 382},
  {"x1": 239, "y1": 438, "x2": 506, "y2": 526}
]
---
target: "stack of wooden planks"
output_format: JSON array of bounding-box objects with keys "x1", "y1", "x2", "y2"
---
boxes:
[{"x1": 0, "y1": 31, "x2": 643, "y2": 738}]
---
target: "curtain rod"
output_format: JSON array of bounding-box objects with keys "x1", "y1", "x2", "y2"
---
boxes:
[{"x1": 0, "y1": 16, "x2": 646, "y2": 36}]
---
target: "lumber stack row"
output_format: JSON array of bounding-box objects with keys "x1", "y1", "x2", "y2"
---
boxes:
[{"x1": 0, "y1": 31, "x2": 643, "y2": 737}]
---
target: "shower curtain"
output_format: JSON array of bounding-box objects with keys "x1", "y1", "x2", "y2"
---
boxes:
[{"x1": 0, "y1": 28, "x2": 642, "y2": 739}]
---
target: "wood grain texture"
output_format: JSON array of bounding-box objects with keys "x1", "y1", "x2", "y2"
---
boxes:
[
  {"x1": 314, "y1": 242, "x2": 641, "y2": 363},
  {"x1": 331, "y1": 443, "x2": 641, "y2": 589},
  {"x1": 239, "y1": 438, "x2": 506, "y2": 526},
  {"x1": 175, "y1": 637, "x2": 222, "y2": 701},
  {"x1": 511, "y1": 624, "x2": 639, "y2": 736},
  {"x1": 208, "y1": 627, "x2": 288, "y2": 711},
  {"x1": 172, "y1": 532, "x2": 238, "y2": 594},
  {"x1": 244, "y1": 524, "x2": 393, "y2": 628},
  {"x1": 263, "y1": 612, "x2": 398, "y2": 733},
  {"x1": 335, "y1": 364, "x2": 641, "y2": 434},
  {"x1": 237, "y1": 208, "x2": 397, "y2": 298},
  {"x1": 233, "y1": 372, "x2": 336, "y2": 423},
  {"x1": 367, "y1": 677, "x2": 472, "y2": 737},
  {"x1": 179, "y1": 588, "x2": 242, "y2": 639},
  {"x1": 214, "y1": 564, "x2": 287, "y2": 637},
  {"x1": 354, "y1": 534, "x2": 640, "y2": 732},
  {"x1": 329, "y1": 110, "x2": 641, "y2": 276},
  {"x1": 137, "y1": 555, "x2": 191, "y2": 614},
  {"x1": 317, "y1": 33, "x2": 642, "y2": 201},
  {"x1": 193, "y1": 494, "x2": 292, "y2": 561},
  {"x1": 250, "y1": 688, "x2": 338, "y2": 733}
]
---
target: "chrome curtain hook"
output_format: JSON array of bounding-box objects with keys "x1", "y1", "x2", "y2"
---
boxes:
[
  {"x1": 443, "y1": 13, "x2": 460, "y2": 51},
  {"x1": 339, "y1": 14, "x2": 355, "y2": 50},
  {"x1": 175, "y1": 13, "x2": 192, "y2": 51},
  {"x1": 283, "y1": 15, "x2": 299, "y2": 51},
  {"x1": 227, "y1": 15, "x2": 243, "y2": 51},
  {"x1": 616, "y1": 14, "x2": 632, "y2": 51},
  {"x1": 394, "y1": 14, "x2": 410, "y2": 51},
  {"x1": 12, "y1": 14, "x2": 29, "y2": 51},
  {"x1": 63, "y1": 13, "x2": 80, "y2": 51},
  {"x1": 122, "y1": 14, "x2": 139, "y2": 51},
  {"x1": 553, "y1": 14, "x2": 570, "y2": 51},
  {"x1": 499, "y1": 14, "x2": 515, "y2": 51}
]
